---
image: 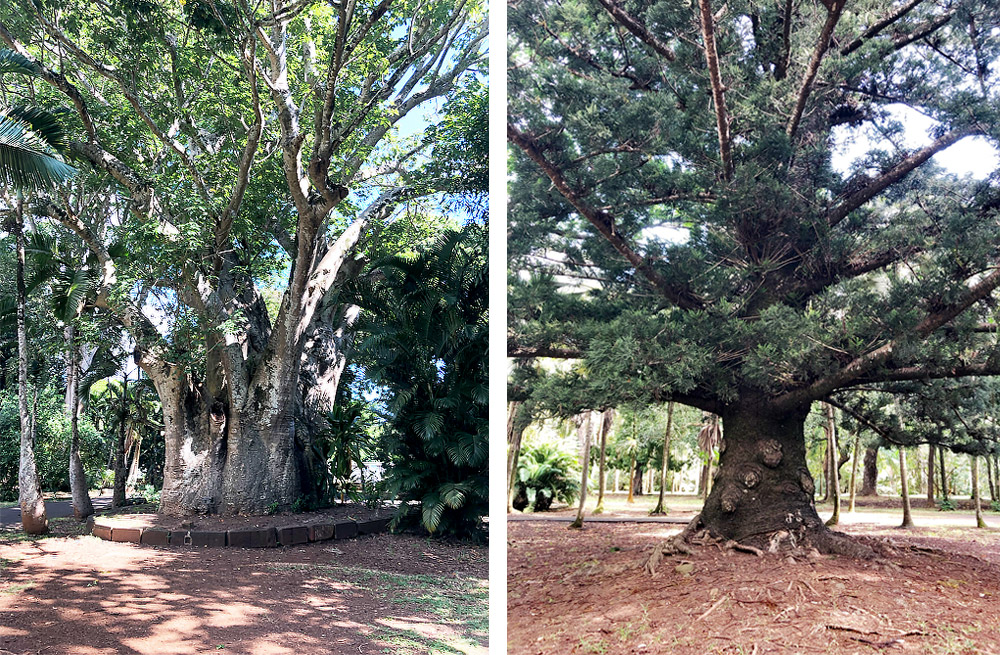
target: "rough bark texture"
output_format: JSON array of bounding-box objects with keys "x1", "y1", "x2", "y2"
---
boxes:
[
  {"x1": 939, "y1": 447, "x2": 948, "y2": 501},
  {"x1": 700, "y1": 402, "x2": 859, "y2": 553},
  {"x1": 66, "y1": 327, "x2": 94, "y2": 520},
  {"x1": 848, "y1": 432, "x2": 860, "y2": 512},
  {"x1": 15, "y1": 200, "x2": 47, "y2": 535},
  {"x1": 860, "y1": 447, "x2": 879, "y2": 496}
]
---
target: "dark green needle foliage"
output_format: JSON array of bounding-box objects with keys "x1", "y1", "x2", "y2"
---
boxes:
[
  {"x1": 509, "y1": 0, "x2": 1000, "y2": 547},
  {"x1": 353, "y1": 223, "x2": 488, "y2": 540}
]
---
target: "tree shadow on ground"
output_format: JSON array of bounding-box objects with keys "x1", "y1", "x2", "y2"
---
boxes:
[{"x1": 0, "y1": 531, "x2": 486, "y2": 655}]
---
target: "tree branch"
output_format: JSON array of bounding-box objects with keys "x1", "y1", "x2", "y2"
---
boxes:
[
  {"x1": 773, "y1": 267, "x2": 1000, "y2": 411},
  {"x1": 786, "y1": 0, "x2": 846, "y2": 139},
  {"x1": 697, "y1": 0, "x2": 732, "y2": 180},
  {"x1": 592, "y1": 0, "x2": 676, "y2": 62},
  {"x1": 826, "y1": 127, "x2": 975, "y2": 228},
  {"x1": 508, "y1": 124, "x2": 704, "y2": 310},
  {"x1": 840, "y1": 0, "x2": 924, "y2": 56}
]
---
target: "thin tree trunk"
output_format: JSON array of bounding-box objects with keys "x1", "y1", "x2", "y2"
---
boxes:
[
  {"x1": 824, "y1": 403, "x2": 841, "y2": 526},
  {"x1": 66, "y1": 326, "x2": 94, "y2": 520},
  {"x1": 506, "y1": 401, "x2": 524, "y2": 513},
  {"x1": 627, "y1": 454, "x2": 636, "y2": 503},
  {"x1": 939, "y1": 446, "x2": 948, "y2": 502},
  {"x1": 848, "y1": 432, "x2": 860, "y2": 513},
  {"x1": 972, "y1": 455, "x2": 986, "y2": 528},
  {"x1": 15, "y1": 196, "x2": 47, "y2": 535},
  {"x1": 113, "y1": 372, "x2": 128, "y2": 508},
  {"x1": 986, "y1": 453, "x2": 996, "y2": 504},
  {"x1": 594, "y1": 409, "x2": 612, "y2": 514},
  {"x1": 651, "y1": 402, "x2": 674, "y2": 515},
  {"x1": 569, "y1": 412, "x2": 592, "y2": 529},
  {"x1": 821, "y1": 439, "x2": 831, "y2": 502},
  {"x1": 898, "y1": 448, "x2": 914, "y2": 528},
  {"x1": 927, "y1": 443, "x2": 936, "y2": 505}
]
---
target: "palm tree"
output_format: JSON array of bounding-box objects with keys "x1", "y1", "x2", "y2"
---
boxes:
[{"x1": 2, "y1": 48, "x2": 76, "y2": 534}]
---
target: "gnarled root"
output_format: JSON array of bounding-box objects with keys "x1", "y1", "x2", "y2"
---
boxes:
[{"x1": 644, "y1": 514, "x2": 700, "y2": 576}]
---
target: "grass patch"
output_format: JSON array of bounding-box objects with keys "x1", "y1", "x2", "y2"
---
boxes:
[
  {"x1": 0, "y1": 517, "x2": 91, "y2": 544},
  {"x1": 270, "y1": 563, "x2": 487, "y2": 654},
  {"x1": 0, "y1": 583, "x2": 34, "y2": 595}
]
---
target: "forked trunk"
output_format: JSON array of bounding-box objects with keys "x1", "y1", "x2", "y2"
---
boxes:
[{"x1": 701, "y1": 403, "x2": 832, "y2": 550}]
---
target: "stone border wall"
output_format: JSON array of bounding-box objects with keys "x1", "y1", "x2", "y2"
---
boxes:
[{"x1": 89, "y1": 516, "x2": 391, "y2": 548}]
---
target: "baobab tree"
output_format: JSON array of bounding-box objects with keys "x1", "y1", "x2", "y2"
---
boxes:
[{"x1": 2, "y1": 0, "x2": 485, "y2": 514}]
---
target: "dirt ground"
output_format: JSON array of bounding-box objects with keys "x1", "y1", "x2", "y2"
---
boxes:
[
  {"x1": 0, "y1": 524, "x2": 487, "y2": 655},
  {"x1": 508, "y1": 521, "x2": 1000, "y2": 655}
]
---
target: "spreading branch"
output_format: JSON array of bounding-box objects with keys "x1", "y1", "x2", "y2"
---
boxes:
[
  {"x1": 786, "y1": 0, "x2": 846, "y2": 139},
  {"x1": 840, "y1": 0, "x2": 925, "y2": 56},
  {"x1": 592, "y1": 0, "x2": 676, "y2": 62},
  {"x1": 508, "y1": 124, "x2": 703, "y2": 310}
]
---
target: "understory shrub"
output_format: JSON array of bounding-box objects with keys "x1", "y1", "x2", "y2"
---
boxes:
[{"x1": 513, "y1": 442, "x2": 579, "y2": 512}]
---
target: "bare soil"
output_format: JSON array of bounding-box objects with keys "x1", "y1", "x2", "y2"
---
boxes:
[
  {"x1": 96, "y1": 502, "x2": 390, "y2": 532},
  {"x1": 508, "y1": 521, "x2": 1000, "y2": 655},
  {"x1": 0, "y1": 526, "x2": 487, "y2": 655}
]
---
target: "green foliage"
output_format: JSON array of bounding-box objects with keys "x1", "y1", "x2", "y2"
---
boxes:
[
  {"x1": 0, "y1": 384, "x2": 104, "y2": 500},
  {"x1": 938, "y1": 498, "x2": 957, "y2": 512},
  {"x1": 512, "y1": 442, "x2": 579, "y2": 512},
  {"x1": 991, "y1": 500, "x2": 1000, "y2": 513},
  {"x1": 354, "y1": 224, "x2": 488, "y2": 540}
]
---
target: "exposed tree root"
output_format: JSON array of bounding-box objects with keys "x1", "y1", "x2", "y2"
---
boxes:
[{"x1": 644, "y1": 518, "x2": 897, "y2": 575}]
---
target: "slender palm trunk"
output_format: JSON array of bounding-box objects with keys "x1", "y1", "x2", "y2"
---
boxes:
[
  {"x1": 66, "y1": 326, "x2": 93, "y2": 520},
  {"x1": 973, "y1": 455, "x2": 986, "y2": 528},
  {"x1": 112, "y1": 372, "x2": 128, "y2": 507},
  {"x1": 651, "y1": 402, "x2": 674, "y2": 515},
  {"x1": 626, "y1": 454, "x2": 635, "y2": 503},
  {"x1": 569, "y1": 412, "x2": 592, "y2": 529},
  {"x1": 848, "y1": 432, "x2": 860, "y2": 513},
  {"x1": 16, "y1": 197, "x2": 48, "y2": 535},
  {"x1": 899, "y1": 448, "x2": 913, "y2": 528},
  {"x1": 824, "y1": 403, "x2": 841, "y2": 526}
]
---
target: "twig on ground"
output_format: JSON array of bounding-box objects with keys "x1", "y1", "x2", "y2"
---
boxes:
[{"x1": 696, "y1": 594, "x2": 729, "y2": 621}]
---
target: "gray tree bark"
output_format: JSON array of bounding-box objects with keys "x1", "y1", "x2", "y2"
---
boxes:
[
  {"x1": 15, "y1": 197, "x2": 47, "y2": 534},
  {"x1": 899, "y1": 448, "x2": 913, "y2": 528},
  {"x1": 973, "y1": 455, "x2": 986, "y2": 528},
  {"x1": 824, "y1": 403, "x2": 841, "y2": 526},
  {"x1": 112, "y1": 372, "x2": 128, "y2": 508},
  {"x1": 651, "y1": 402, "x2": 674, "y2": 515},
  {"x1": 593, "y1": 409, "x2": 613, "y2": 514},
  {"x1": 66, "y1": 325, "x2": 93, "y2": 520},
  {"x1": 860, "y1": 447, "x2": 879, "y2": 496},
  {"x1": 569, "y1": 412, "x2": 592, "y2": 529},
  {"x1": 507, "y1": 401, "x2": 525, "y2": 513}
]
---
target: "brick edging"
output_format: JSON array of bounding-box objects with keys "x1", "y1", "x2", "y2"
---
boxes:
[{"x1": 88, "y1": 516, "x2": 391, "y2": 548}]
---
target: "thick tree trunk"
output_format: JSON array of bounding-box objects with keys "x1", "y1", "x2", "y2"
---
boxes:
[
  {"x1": 824, "y1": 403, "x2": 841, "y2": 526},
  {"x1": 506, "y1": 401, "x2": 525, "y2": 513},
  {"x1": 860, "y1": 447, "x2": 879, "y2": 496},
  {"x1": 701, "y1": 402, "x2": 831, "y2": 550},
  {"x1": 569, "y1": 413, "x2": 592, "y2": 529},
  {"x1": 633, "y1": 464, "x2": 644, "y2": 496},
  {"x1": 15, "y1": 199, "x2": 47, "y2": 535},
  {"x1": 651, "y1": 402, "x2": 674, "y2": 515},
  {"x1": 66, "y1": 326, "x2": 93, "y2": 520},
  {"x1": 898, "y1": 448, "x2": 913, "y2": 528},
  {"x1": 972, "y1": 455, "x2": 986, "y2": 529},
  {"x1": 112, "y1": 373, "x2": 128, "y2": 508},
  {"x1": 927, "y1": 444, "x2": 936, "y2": 505},
  {"x1": 848, "y1": 432, "x2": 860, "y2": 513}
]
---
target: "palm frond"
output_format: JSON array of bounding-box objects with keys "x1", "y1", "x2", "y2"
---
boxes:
[{"x1": 0, "y1": 111, "x2": 76, "y2": 190}]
